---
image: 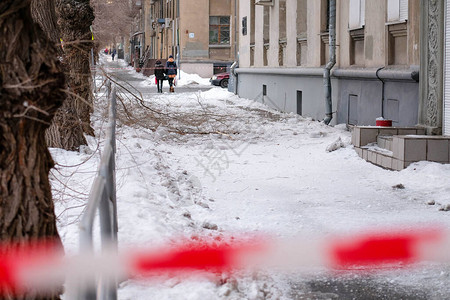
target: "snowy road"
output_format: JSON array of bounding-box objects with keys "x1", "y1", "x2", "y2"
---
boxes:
[{"x1": 53, "y1": 56, "x2": 450, "y2": 299}]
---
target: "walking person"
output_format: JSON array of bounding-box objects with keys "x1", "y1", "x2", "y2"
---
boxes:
[
  {"x1": 154, "y1": 60, "x2": 165, "y2": 93},
  {"x1": 111, "y1": 48, "x2": 116, "y2": 61},
  {"x1": 165, "y1": 55, "x2": 177, "y2": 93}
]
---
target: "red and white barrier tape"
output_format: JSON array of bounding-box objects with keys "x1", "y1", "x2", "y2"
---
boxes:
[{"x1": 1, "y1": 227, "x2": 449, "y2": 296}]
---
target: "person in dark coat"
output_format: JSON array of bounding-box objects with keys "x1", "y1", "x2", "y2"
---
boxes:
[
  {"x1": 165, "y1": 55, "x2": 177, "y2": 92},
  {"x1": 111, "y1": 48, "x2": 116, "y2": 61},
  {"x1": 154, "y1": 60, "x2": 165, "y2": 93}
]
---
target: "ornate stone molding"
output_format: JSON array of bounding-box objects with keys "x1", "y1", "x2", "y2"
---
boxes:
[
  {"x1": 419, "y1": 0, "x2": 444, "y2": 134},
  {"x1": 426, "y1": 0, "x2": 440, "y2": 127}
]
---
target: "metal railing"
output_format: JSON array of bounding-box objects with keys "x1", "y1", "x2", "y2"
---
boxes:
[{"x1": 77, "y1": 81, "x2": 118, "y2": 300}]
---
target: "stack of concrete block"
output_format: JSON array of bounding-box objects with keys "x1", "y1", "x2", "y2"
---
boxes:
[{"x1": 351, "y1": 126, "x2": 450, "y2": 170}]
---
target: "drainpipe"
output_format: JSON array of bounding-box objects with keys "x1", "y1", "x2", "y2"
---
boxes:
[
  {"x1": 177, "y1": 0, "x2": 180, "y2": 80},
  {"x1": 323, "y1": 0, "x2": 336, "y2": 125},
  {"x1": 234, "y1": 0, "x2": 238, "y2": 60},
  {"x1": 376, "y1": 67, "x2": 386, "y2": 119},
  {"x1": 230, "y1": 60, "x2": 238, "y2": 94}
]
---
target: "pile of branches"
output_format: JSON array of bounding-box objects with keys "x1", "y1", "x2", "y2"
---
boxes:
[{"x1": 101, "y1": 73, "x2": 255, "y2": 139}]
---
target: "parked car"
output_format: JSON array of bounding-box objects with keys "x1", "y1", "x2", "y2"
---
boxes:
[{"x1": 210, "y1": 72, "x2": 229, "y2": 88}]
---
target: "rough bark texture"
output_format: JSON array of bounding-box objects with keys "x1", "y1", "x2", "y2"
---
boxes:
[
  {"x1": 44, "y1": 0, "x2": 95, "y2": 151},
  {"x1": 45, "y1": 99, "x2": 87, "y2": 151},
  {"x1": 57, "y1": 0, "x2": 95, "y2": 137},
  {"x1": 31, "y1": 0, "x2": 88, "y2": 151},
  {"x1": 0, "y1": 0, "x2": 64, "y2": 298},
  {"x1": 31, "y1": 0, "x2": 63, "y2": 57}
]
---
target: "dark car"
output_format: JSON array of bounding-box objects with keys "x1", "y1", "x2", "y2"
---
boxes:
[{"x1": 210, "y1": 72, "x2": 229, "y2": 88}]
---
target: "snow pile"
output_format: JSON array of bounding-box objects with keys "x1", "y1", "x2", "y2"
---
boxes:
[
  {"x1": 176, "y1": 71, "x2": 211, "y2": 87},
  {"x1": 138, "y1": 70, "x2": 211, "y2": 88},
  {"x1": 326, "y1": 137, "x2": 345, "y2": 152}
]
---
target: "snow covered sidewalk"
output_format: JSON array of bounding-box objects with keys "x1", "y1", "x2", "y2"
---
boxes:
[{"x1": 52, "y1": 57, "x2": 450, "y2": 299}]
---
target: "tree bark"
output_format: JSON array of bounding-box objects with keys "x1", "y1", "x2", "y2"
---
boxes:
[
  {"x1": 29, "y1": 0, "x2": 89, "y2": 151},
  {"x1": 31, "y1": 0, "x2": 64, "y2": 57},
  {"x1": 0, "y1": 0, "x2": 64, "y2": 298},
  {"x1": 56, "y1": 0, "x2": 95, "y2": 140}
]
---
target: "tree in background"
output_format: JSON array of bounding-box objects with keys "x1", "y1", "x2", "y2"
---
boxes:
[
  {"x1": 31, "y1": 0, "x2": 95, "y2": 151},
  {"x1": 0, "y1": 0, "x2": 64, "y2": 297},
  {"x1": 91, "y1": 0, "x2": 140, "y2": 50},
  {"x1": 33, "y1": 0, "x2": 141, "y2": 152},
  {"x1": 56, "y1": 0, "x2": 95, "y2": 143}
]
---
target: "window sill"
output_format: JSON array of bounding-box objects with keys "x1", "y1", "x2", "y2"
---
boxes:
[
  {"x1": 209, "y1": 44, "x2": 231, "y2": 48},
  {"x1": 297, "y1": 33, "x2": 307, "y2": 40},
  {"x1": 349, "y1": 28, "x2": 365, "y2": 40},
  {"x1": 385, "y1": 20, "x2": 407, "y2": 26},
  {"x1": 348, "y1": 25, "x2": 365, "y2": 32}
]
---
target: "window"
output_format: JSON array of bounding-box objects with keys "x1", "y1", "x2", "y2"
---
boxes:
[
  {"x1": 321, "y1": 0, "x2": 330, "y2": 32},
  {"x1": 387, "y1": 0, "x2": 408, "y2": 23},
  {"x1": 296, "y1": 0, "x2": 307, "y2": 66},
  {"x1": 209, "y1": 16, "x2": 231, "y2": 45},
  {"x1": 349, "y1": 0, "x2": 365, "y2": 65},
  {"x1": 263, "y1": 5, "x2": 270, "y2": 44},
  {"x1": 349, "y1": 0, "x2": 365, "y2": 29},
  {"x1": 242, "y1": 16, "x2": 248, "y2": 36},
  {"x1": 279, "y1": 0, "x2": 286, "y2": 66},
  {"x1": 320, "y1": 0, "x2": 330, "y2": 65},
  {"x1": 250, "y1": 0, "x2": 255, "y2": 44},
  {"x1": 279, "y1": 0, "x2": 286, "y2": 41},
  {"x1": 296, "y1": 0, "x2": 307, "y2": 36},
  {"x1": 263, "y1": 6, "x2": 270, "y2": 66},
  {"x1": 386, "y1": 0, "x2": 408, "y2": 64}
]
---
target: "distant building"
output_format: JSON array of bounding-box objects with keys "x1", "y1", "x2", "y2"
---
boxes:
[
  {"x1": 237, "y1": 0, "x2": 420, "y2": 126},
  {"x1": 126, "y1": 0, "x2": 238, "y2": 78}
]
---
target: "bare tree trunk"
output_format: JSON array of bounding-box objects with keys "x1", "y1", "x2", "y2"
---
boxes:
[
  {"x1": 31, "y1": 0, "x2": 63, "y2": 57},
  {"x1": 31, "y1": 0, "x2": 88, "y2": 151},
  {"x1": 0, "y1": 0, "x2": 64, "y2": 298},
  {"x1": 56, "y1": 0, "x2": 95, "y2": 139}
]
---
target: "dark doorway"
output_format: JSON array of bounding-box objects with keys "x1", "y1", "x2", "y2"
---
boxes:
[
  {"x1": 348, "y1": 94, "x2": 358, "y2": 125},
  {"x1": 297, "y1": 91, "x2": 302, "y2": 115}
]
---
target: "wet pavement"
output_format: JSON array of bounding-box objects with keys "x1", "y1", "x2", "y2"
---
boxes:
[{"x1": 290, "y1": 277, "x2": 429, "y2": 300}]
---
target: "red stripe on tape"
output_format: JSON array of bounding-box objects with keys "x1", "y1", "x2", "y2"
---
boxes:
[
  {"x1": 131, "y1": 239, "x2": 264, "y2": 276},
  {"x1": 0, "y1": 239, "x2": 61, "y2": 295},
  {"x1": 329, "y1": 228, "x2": 442, "y2": 269}
]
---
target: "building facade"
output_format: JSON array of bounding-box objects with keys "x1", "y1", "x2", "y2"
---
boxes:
[
  {"x1": 126, "y1": 0, "x2": 238, "y2": 78},
  {"x1": 236, "y1": 0, "x2": 420, "y2": 126}
]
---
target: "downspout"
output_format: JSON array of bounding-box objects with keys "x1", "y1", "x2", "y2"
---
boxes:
[
  {"x1": 231, "y1": 0, "x2": 238, "y2": 94},
  {"x1": 160, "y1": 0, "x2": 164, "y2": 58},
  {"x1": 323, "y1": 0, "x2": 336, "y2": 125},
  {"x1": 176, "y1": 0, "x2": 180, "y2": 80},
  {"x1": 376, "y1": 67, "x2": 386, "y2": 119},
  {"x1": 176, "y1": 18, "x2": 181, "y2": 80},
  {"x1": 234, "y1": 0, "x2": 238, "y2": 60},
  {"x1": 160, "y1": 30, "x2": 164, "y2": 59},
  {"x1": 231, "y1": 60, "x2": 239, "y2": 94}
]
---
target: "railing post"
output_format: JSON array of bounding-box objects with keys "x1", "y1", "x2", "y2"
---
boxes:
[
  {"x1": 110, "y1": 88, "x2": 118, "y2": 238},
  {"x1": 91, "y1": 48, "x2": 96, "y2": 92},
  {"x1": 106, "y1": 79, "x2": 112, "y2": 98},
  {"x1": 73, "y1": 83, "x2": 118, "y2": 300}
]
